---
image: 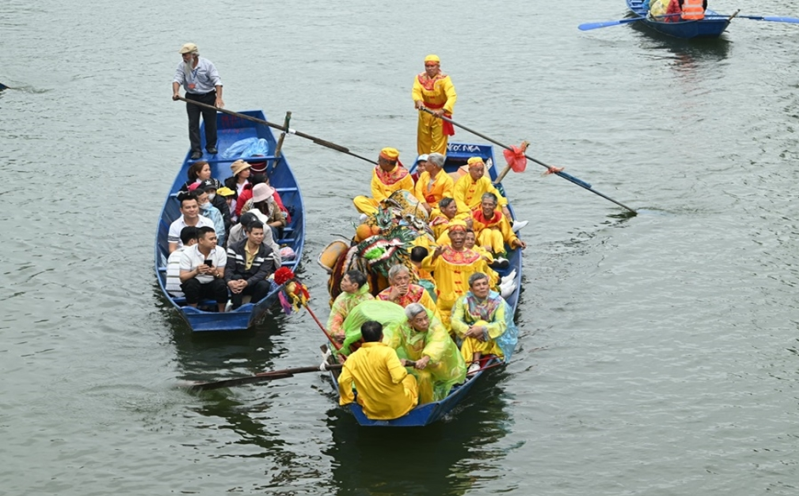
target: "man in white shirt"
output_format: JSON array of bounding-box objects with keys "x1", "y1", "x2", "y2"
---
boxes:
[
  {"x1": 171, "y1": 42, "x2": 224, "y2": 160},
  {"x1": 168, "y1": 193, "x2": 214, "y2": 253},
  {"x1": 179, "y1": 226, "x2": 228, "y2": 312},
  {"x1": 165, "y1": 226, "x2": 199, "y2": 298}
]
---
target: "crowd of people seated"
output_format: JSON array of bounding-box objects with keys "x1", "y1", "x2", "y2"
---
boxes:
[
  {"x1": 334, "y1": 147, "x2": 522, "y2": 420},
  {"x1": 164, "y1": 158, "x2": 290, "y2": 311}
]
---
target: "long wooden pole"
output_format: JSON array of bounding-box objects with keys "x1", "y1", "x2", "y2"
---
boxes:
[
  {"x1": 176, "y1": 96, "x2": 377, "y2": 165},
  {"x1": 185, "y1": 363, "x2": 343, "y2": 392}
]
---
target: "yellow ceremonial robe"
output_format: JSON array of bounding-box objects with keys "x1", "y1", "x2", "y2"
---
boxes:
[
  {"x1": 414, "y1": 170, "x2": 454, "y2": 211},
  {"x1": 471, "y1": 208, "x2": 518, "y2": 255},
  {"x1": 452, "y1": 175, "x2": 508, "y2": 215},
  {"x1": 412, "y1": 72, "x2": 457, "y2": 155},
  {"x1": 338, "y1": 342, "x2": 419, "y2": 420},
  {"x1": 422, "y1": 246, "x2": 490, "y2": 329},
  {"x1": 353, "y1": 165, "x2": 415, "y2": 215}
]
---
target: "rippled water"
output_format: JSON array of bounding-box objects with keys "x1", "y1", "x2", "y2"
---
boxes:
[{"x1": 2, "y1": 0, "x2": 798, "y2": 494}]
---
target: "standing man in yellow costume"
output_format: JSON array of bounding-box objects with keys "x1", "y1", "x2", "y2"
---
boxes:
[
  {"x1": 413, "y1": 55, "x2": 457, "y2": 155},
  {"x1": 353, "y1": 148, "x2": 414, "y2": 216}
]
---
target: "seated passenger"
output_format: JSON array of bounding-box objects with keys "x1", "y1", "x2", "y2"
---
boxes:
[
  {"x1": 414, "y1": 152, "x2": 454, "y2": 214},
  {"x1": 224, "y1": 220, "x2": 276, "y2": 309},
  {"x1": 194, "y1": 187, "x2": 226, "y2": 246},
  {"x1": 199, "y1": 180, "x2": 231, "y2": 233},
  {"x1": 429, "y1": 197, "x2": 470, "y2": 245},
  {"x1": 377, "y1": 264, "x2": 438, "y2": 317},
  {"x1": 240, "y1": 176, "x2": 291, "y2": 223},
  {"x1": 327, "y1": 270, "x2": 375, "y2": 343},
  {"x1": 383, "y1": 303, "x2": 466, "y2": 404},
  {"x1": 422, "y1": 222, "x2": 491, "y2": 329},
  {"x1": 338, "y1": 320, "x2": 419, "y2": 420},
  {"x1": 245, "y1": 183, "x2": 287, "y2": 241},
  {"x1": 168, "y1": 193, "x2": 214, "y2": 253},
  {"x1": 224, "y1": 159, "x2": 252, "y2": 218},
  {"x1": 679, "y1": 0, "x2": 707, "y2": 20},
  {"x1": 353, "y1": 148, "x2": 414, "y2": 216},
  {"x1": 165, "y1": 226, "x2": 198, "y2": 298},
  {"x1": 179, "y1": 160, "x2": 220, "y2": 192},
  {"x1": 411, "y1": 153, "x2": 428, "y2": 184},
  {"x1": 452, "y1": 157, "x2": 511, "y2": 218},
  {"x1": 450, "y1": 272, "x2": 519, "y2": 374},
  {"x1": 179, "y1": 226, "x2": 228, "y2": 312},
  {"x1": 410, "y1": 246, "x2": 437, "y2": 302},
  {"x1": 227, "y1": 211, "x2": 281, "y2": 263},
  {"x1": 471, "y1": 192, "x2": 526, "y2": 257}
]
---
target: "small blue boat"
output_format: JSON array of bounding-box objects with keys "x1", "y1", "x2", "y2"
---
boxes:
[
  {"x1": 330, "y1": 141, "x2": 522, "y2": 427},
  {"x1": 155, "y1": 110, "x2": 305, "y2": 332},
  {"x1": 627, "y1": 0, "x2": 733, "y2": 39}
]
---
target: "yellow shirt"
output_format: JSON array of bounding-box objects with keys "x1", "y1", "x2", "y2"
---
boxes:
[
  {"x1": 338, "y1": 342, "x2": 418, "y2": 420},
  {"x1": 370, "y1": 165, "x2": 415, "y2": 203},
  {"x1": 414, "y1": 170, "x2": 454, "y2": 209},
  {"x1": 244, "y1": 242, "x2": 257, "y2": 271},
  {"x1": 471, "y1": 209, "x2": 519, "y2": 246},
  {"x1": 412, "y1": 73, "x2": 457, "y2": 113},
  {"x1": 428, "y1": 209, "x2": 470, "y2": 242},
  {"x1": 422, "y1": 246, "x2": 490, "y2": 311},
  {"x1": 452, "y1": 175, "x2": 508, "y2": 214}
]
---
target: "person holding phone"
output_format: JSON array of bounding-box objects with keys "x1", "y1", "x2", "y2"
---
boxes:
[{"x1": 179, "y1": 226, "x2": 228, "y2": 312}]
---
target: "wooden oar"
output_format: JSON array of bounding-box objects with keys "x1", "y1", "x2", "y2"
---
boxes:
[
  {"x1": 421, "y1": 108, "x2": 637, "y2": 214},
  {"x1": 305, "y1": 305, "x2": 342, "y2": 351},
  {"x1": 578, "y1": 16, "x2": 644, "y2": 31},
  {"x1": 175, "y1": 96, "x2": 377, "y2": 165},
  {"x1": 269, "y1": 111, "x2": 291, "y2": 172},
  {"x1": 707, "y1": 14, "x2": 799, "y2": 24},
  {"x1": 185, "y1": 363, "x2": 343, "y2": 392}
]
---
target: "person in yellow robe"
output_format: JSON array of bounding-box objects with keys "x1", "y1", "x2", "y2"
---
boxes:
[
  {"x1": 422, "y1": 222, "x2": 490, "y2": 330},
  {"x1": 453, "y1": 157, "x2": 511, "y2": 218},
  {"x1": 471, "y1": 192, "x2": 526, "y2": 257},
  {"x1": 338, "y1": 320, "x2": 419, "y2": 420},
  {"x1": 414, "y1": 152, "x2": 453, "y2": 214},
  {"x1": 383, "y1": 303, "x2": 466, "y2": 404},
  {"x1": 376, "y1": 264, "x2": 439, "y2": 318},
  {"x1": 450, "y1": 272, "x2": 518, "y2": 374},
  {"x1": 429, "y1": 198, "x2": 470, "y2": 246},
  {"x1": 412, "y1": 54, "x2": 457, "y2": 155},
  {"x1": 410, "y1": 246, "x2": 437, "y2": 301},
  {"x1": 353, "y1": 148, "x2": 414, "y2": 216}
]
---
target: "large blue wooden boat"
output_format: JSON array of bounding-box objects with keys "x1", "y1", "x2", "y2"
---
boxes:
[
  {"x1": 627, "y1": 0, "x2": 733, "y2": 39},
  {"x1": 329, "y1": 141, "x2": 523, "y2": 427},
  {"x1": 155, "y1": 110, "x2": 305, "y2": 332}
]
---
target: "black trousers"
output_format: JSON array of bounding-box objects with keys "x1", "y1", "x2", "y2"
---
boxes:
[
  {"x1": 181, "y1": 278, "x2": 228, "y2": 305},
  {"x1": 229, "y1": 277, "x2": 271, "y2": 309},
  {"x1": 185, "y1": 91, "x2": 218, "y2": 152}
]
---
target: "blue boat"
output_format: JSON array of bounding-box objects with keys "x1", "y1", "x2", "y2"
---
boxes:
[
  {"x1": 155, "y1": 110, "x2": 305, "y2": 332},
  {"x1": 328, "y1": 141, "x2": 522, "y2": 427},
  {"x1": 626, "y1": 0, "x2": 734, "y2": 39}
]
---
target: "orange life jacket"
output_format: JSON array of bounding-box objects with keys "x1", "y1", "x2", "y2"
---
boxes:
[{"x1": 681, "y1": 0, "x2": 705, "y2": 20}]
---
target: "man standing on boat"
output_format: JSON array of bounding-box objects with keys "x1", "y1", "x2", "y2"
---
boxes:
[
  {"x1": 338, "y1": 321, "x2": 419, "y2": 420},
  {"x1": 172, "y1": 43, "x2": 224, "y2": 160},
  {"x1": 412, "y1": 54, "x2": 457, "y2": 155}
]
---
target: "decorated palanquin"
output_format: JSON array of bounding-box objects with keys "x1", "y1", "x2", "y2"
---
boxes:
[{"x1": 320, "y1": 190, "x2": 434, "y2": 303}]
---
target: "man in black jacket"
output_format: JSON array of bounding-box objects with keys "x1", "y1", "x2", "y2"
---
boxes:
[{"x1": 224, "y1": 221, "x2": 276, "y2": 309}]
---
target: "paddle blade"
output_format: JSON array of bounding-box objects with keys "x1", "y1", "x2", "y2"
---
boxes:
[
  {"x1": 761, "y1": 16, "x2": 799, "y2": 24},
  {"x1": 578, "y1": 17, "x2": 642, "y2": 31},
  {"x1": 0, "y1": 82, "x2": 8, "y2": 91}
]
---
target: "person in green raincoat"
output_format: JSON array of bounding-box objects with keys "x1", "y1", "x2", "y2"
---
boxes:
[
  {"x1": 383, "y1": 302, "x2": 466, "y2": 404},
  {"x1": 327, "y1": 270, "x2": 374, "y2": 344}
]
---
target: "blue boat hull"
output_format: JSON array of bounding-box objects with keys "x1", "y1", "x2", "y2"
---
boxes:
[
  {"x1": 154, "y1": 110, "x2": 305, "y2": 332},
  {"x1": 627, "y1": 0, "x2": 731, "y2": 39},
  {"x1": 330, "y1": 141, "x2": 522, "y2": 427}
]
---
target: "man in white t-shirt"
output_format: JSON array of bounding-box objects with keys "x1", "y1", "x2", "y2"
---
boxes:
[
  {"x1": 165, "y1": 226, "x2": 199, "y2": 298},
  {"x1": 179, "y1": 226, "x2": 228, "y2": 312},
  {"x1": 168, "y1": 193, "x2": 214, "y2": 253}
]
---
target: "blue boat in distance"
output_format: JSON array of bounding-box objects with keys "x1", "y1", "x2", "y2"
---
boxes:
[
  {"x1": 155, "y1": 110, "x2": 305, "y2": 332},
  {"x1": 330, "y1": 141, "x2": 523, "y2": 427},
  {"x1": 627, "y1": 0, "x2": 733, "y2": 39}
]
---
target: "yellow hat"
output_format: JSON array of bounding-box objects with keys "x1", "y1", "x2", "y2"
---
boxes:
[
  {"x1": 179, "y1": 43, "x2": 198, "y2": 54},
  {"x1": 216, "y1": 186, "x2": 235, "y2": 197},
  {"x1": 424, "y1": 54, "x2": 440, "y2": 64},
  {"x1": 448, "y1": 220, "x2": 468, "y2": 233},
  {"x1": 467, "y1": 156, "x2": 485, "y2": 167},
  {"x1": 379, "y1": 147, "x2": 400, "y2": 161}
]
